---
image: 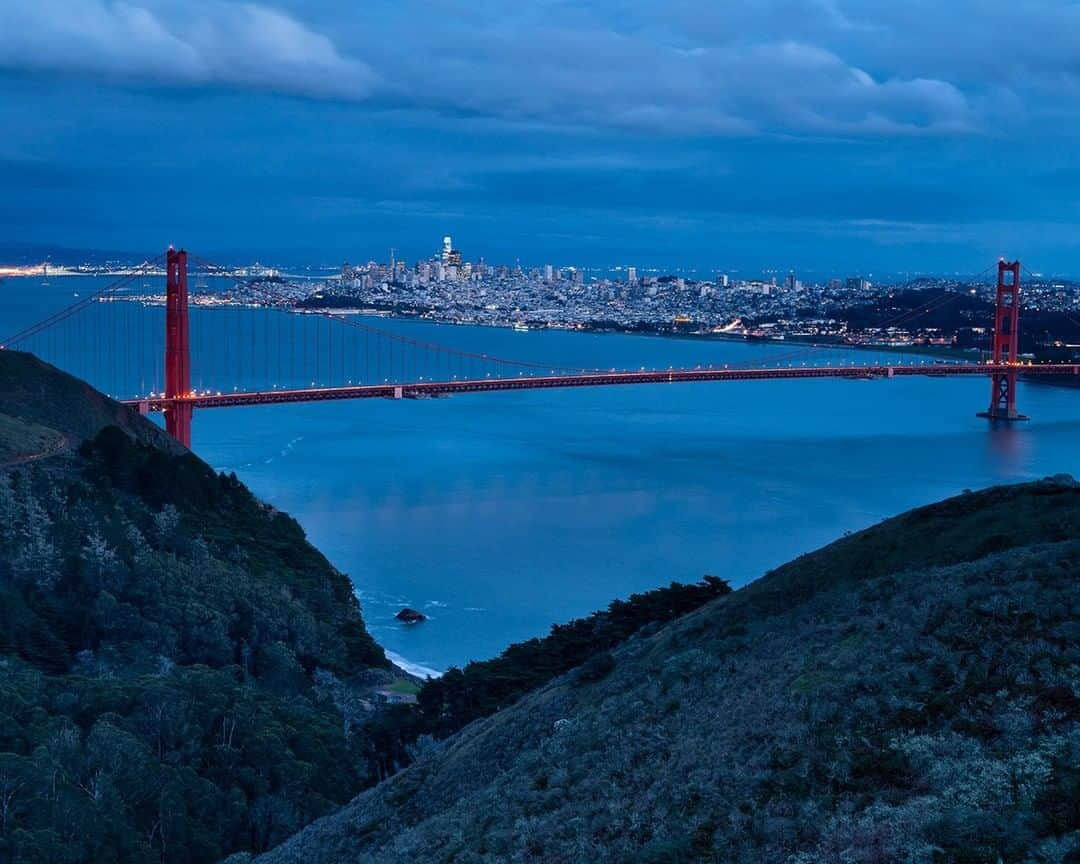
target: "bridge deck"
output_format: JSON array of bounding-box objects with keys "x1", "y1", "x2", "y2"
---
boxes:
[{"x1": 124, "y1": 363, "x2": 1080, "y2": 412}]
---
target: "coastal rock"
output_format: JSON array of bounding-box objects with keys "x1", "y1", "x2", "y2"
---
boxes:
[{"x1": 396, "y1": 608, "x2": 427, "y2": 624}]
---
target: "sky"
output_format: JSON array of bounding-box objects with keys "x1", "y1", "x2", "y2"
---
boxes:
[{"x1": 1, "y1": 0, "x2": 1079, "y2": 275}]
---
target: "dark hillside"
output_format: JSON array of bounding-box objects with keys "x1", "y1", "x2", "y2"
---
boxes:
[
  {"x1": 0, "y1": 349, "x2": 181, "y2": 454},
  {"x1": 831, "y1": 289, "x2": 1080, "y2": 358},
  {"x1": 737, "y1": 474, "x2": 1080, "y2": 617},
  {"x1": 255, "y1": 477, "x2": 1080, "y2": 864},
  {"x1": 0, "y1": 412, "x2": 63, "y2": 465},
  {"x1": 0, "y1": 351, "x2": 395, "y2": 864}
]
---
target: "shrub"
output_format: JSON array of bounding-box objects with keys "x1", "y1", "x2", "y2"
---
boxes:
[{"x1": 574, "y1": 650, "x2": 616, "y2": 685}]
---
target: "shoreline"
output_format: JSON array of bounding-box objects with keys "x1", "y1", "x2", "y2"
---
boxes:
[
  {"x1": 307, "y1": 306, "x2": 1080, "y2": 388},
  {"x1": 385, "y1": 649, "x2": 443, "y2": 680},
  {"x1": 305, "y1": 301, "x2": 984, "y2": 363}
]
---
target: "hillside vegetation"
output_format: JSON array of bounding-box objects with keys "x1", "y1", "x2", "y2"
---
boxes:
[
  {"x1": 0, "y1": 351, "x2": 392, "y2": 864},
  {"x1": 256, "y1": 477, "x2": 1080, "y2": 864},
  {"x1": 364, "y1": 577, "x2": 732, "y2": 779},
  {"x1": 416, "y1": 575, "x2": 731, "y2": 738}
]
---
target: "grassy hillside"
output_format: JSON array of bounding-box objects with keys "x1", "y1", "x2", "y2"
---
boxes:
[
  {"x1": 0, "y1": 412, "x2": 64, "y2": 465},
  {"x1": 254, "y1": 477, "x2": 1080, "y2": 864},
  {"x1": 0, "y1": 350, "x2": 181, "y2": 456},
  {"x1": 0, "y1": 351, "x2": 394, "y2": 864}
]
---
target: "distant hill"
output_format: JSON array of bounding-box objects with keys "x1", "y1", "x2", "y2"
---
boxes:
[
  {"x1": 254, "y1": 477, "x2": 1080, "y2": 864},
  {"x1": 830, "y1": 289, "x2": 1080, "y2": 354},
  {"x1": 0, "y1": 243, "x2": 142, "y2": 267},
  {"x1": 0, "y1": 350, "x2": 398, "y2": 864}
]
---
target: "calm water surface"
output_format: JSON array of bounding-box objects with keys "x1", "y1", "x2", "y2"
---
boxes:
[{"x1": 5, "y1": 276, "x2": 1079, "y2": 673}]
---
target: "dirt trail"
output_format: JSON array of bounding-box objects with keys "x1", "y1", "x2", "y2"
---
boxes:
[{"x1": 0, "y1": 433, "x2": 70, "y2": 469}]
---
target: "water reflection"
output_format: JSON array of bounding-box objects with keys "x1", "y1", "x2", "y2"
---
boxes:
[{"x1": 984, "y1": 421, "x2": 1030, "y2": 478}]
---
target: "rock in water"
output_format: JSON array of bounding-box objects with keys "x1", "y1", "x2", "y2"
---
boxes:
[{"x1": 396, "y1": 608, "x2": 427, "y2": 624}]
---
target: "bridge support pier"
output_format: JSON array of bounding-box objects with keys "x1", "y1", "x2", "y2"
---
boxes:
[
  {"x1": 977, "y1": 370, "x2": 1027, "y2": 422},
  {"x1": 164, "y1": 247, "x2": 194, "y2": 447},
  {"x1": 977, "y1": 260, "x2": 1028, "y2": 422}
]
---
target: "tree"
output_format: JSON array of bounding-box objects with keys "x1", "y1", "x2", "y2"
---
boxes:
[
  {"x1": 0, "y1": 477, "x2": 16, "y2": 545},
  {"x1": 153, "y1": 505, "x2": 181, "y2": 550},
  {"x1": 81, "y1": 530, "x2": 119, "y2": 591},
  {"x1": 0, "y1": 753, "x2": 27, "y2": 840},
  {"x1": 12, "y1": 520, "x2": 59, "y2": 592}
]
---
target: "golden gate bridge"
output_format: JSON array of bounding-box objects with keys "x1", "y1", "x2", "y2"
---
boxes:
[{"x1": 2, "y1": 248, "x2": 1076, "y2": 450}]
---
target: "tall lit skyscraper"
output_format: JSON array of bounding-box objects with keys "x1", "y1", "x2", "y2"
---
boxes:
[
  {"x1": 442, "y1": 236, "x2": 453, "y2": 263},
  {"x1": 627, "y1": 266, "x2": 637, "y2": 284}
]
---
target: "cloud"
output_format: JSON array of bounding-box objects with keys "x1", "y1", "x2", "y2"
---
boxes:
[
  {"x1": 351, "y1": 19, "x2": 971, "y2": 136},
  {"x1": 3, "y1": 0, "x2": 1079, "y2": 139},
  {"x1": 0, "y1": 0, "x2": 377, "y2": 100}
]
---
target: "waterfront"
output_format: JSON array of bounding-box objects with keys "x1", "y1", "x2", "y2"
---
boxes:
[{"x1": 6, "y1": 277, "x2": 1080, "y2": 673}]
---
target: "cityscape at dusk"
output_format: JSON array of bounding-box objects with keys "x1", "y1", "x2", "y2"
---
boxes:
[
  {"x1": 1, "y1": 2, "x2": 1079, "y2": 863},
  {"x1": 6, "y1": 235, "x2": 1080, "y2": 356}
]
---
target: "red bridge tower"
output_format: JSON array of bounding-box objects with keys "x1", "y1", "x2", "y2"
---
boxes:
[
  {"x1": 164, "y1": 247, "x2": 193, "y2": 447},
  {"x1": 977, "y1": 259, "x2": 1027, "y2": 421}
]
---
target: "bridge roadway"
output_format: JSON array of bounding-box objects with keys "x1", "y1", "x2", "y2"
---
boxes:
[{"x1": 125, "y1": 362, "x2": 1080, "y2": 413}]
